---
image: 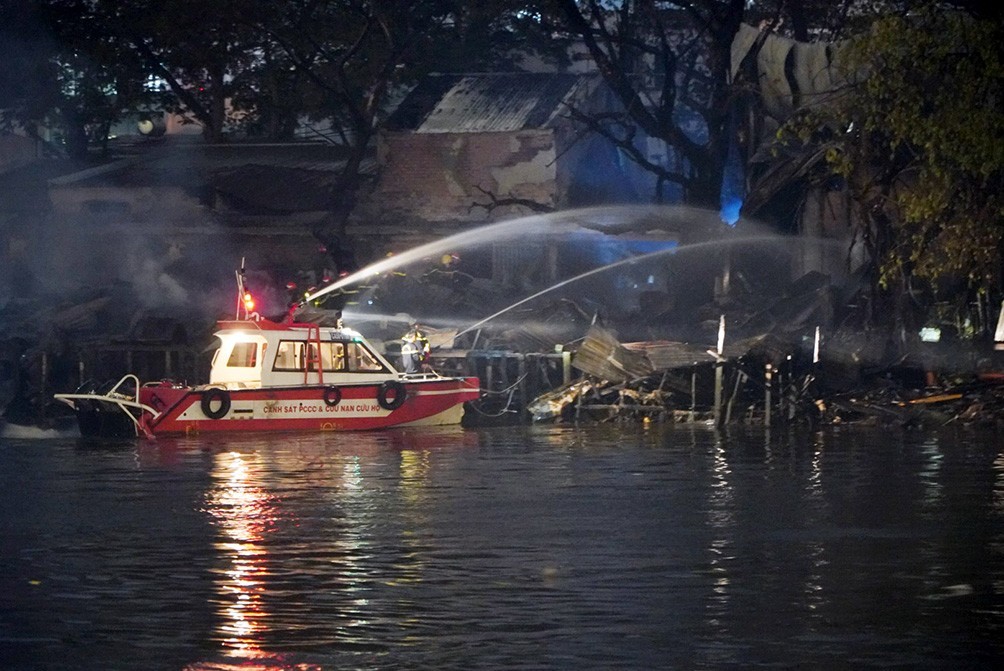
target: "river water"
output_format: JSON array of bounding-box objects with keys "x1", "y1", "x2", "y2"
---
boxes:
[{"x1": 1, "y1": 423, "x2": 1001, "y2": 670}]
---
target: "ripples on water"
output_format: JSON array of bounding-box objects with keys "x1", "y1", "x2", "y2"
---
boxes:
[{"x1": 1, "y1": 424, "x2": 1001, "y2": 669}]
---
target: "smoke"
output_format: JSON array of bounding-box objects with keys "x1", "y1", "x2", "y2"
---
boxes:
[{"x1": 122, "y1": 245, "x2": 190, "y2": 307}]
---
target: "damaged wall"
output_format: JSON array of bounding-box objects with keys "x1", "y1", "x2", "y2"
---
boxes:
[
  {"x1": 373, "y1": 129, "x2": 558, "y2": 223},
  {"x1": 730, "y1": 23, "x2": 851, "y2": 137},
  {"x1": 732, "y1": 24, "x2": 863, "y2": 281},
  {"x1": 793, "y1": 186, "x2": 869, "y2": 281},
  {"x1": 359, "y1": 72, "x2": 626, "y2": 236}
]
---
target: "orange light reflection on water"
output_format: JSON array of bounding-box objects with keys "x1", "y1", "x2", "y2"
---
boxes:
[
  {"x1": 188, "y1": 435, "x2": 456, "y2": 668},
  {"x1": 205, "y1": 450, "x2": 277, "y2": 660}
]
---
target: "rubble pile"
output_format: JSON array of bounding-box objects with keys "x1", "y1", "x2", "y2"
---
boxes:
[
  {"x1": 520, "y1": 262, "x2": 1004, "y2": 428},
  {"x1": 526, "y1": 324, "x2": 1004, "y2": 428}
]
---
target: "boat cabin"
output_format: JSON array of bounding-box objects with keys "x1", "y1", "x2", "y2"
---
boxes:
[{"x1": 208, "y1": 319, "x2": 399, "y2": 389}]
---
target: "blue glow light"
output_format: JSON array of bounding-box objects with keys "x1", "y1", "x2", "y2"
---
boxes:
[{"x1": 720, "y1": 196, "x2": 742, "y2": 226}]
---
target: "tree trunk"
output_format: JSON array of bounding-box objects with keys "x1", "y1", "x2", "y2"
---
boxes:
[
  {"x1": 203, "y1": 64, "x2": 226, "y2": 143},
  {"x1": 61, "y1": 108, "x2": 89, "y2": 160}
]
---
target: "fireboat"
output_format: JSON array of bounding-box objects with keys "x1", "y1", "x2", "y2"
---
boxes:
[{"x1": 54, "y1": 266, "x2": 481, "y2": 439}]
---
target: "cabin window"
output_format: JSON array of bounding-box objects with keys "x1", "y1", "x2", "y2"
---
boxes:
[
  {"x1": 226, "y1": 342, "x2": 258, "y2": 368},
  {"x1": 273, "y1": 340, "x2": 304, "y2": 371},
  {"x1": 273, "y1": 340, "x2": 345, "y2": 372},
  {"x1": 348, "y1": 342, "x2": 384, "y2": 371},
  {"x1": 319, "y1": 342, "x2": 346, "y2": 371},
  {"x1": 272, "y1": 339, "x2": 386, "y2": 373},
  {"x1": 304, "y1": 342, "x2": 346, "y2": 372}
]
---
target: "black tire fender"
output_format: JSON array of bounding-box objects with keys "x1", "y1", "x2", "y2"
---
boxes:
[
  {"x1": 322, "y1": 386, "x2": 342, "y2": 407},
  {"x1": 200, "y1": 388, "x2": 231, "y2": 419},
  {"x1": 377, "y1": 380, "x2": 407, "y2": 411}
]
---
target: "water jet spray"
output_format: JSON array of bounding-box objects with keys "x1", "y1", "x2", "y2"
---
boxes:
[{"x1": 452, "y1": 234, "x2": 793, "y2": 341}]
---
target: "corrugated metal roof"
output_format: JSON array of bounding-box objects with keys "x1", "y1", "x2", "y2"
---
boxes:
[
  {"x1": 623, "y1": 340, "x2": 717, "y2": 370},
  {"x1": 385, "y1": 73, "x2": 596, "y2": 134},
  {"x1": 572, "y1": 325, "x2": 654, "y2": 382}
]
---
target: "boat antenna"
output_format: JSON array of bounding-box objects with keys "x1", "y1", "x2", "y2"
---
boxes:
[{"x1": 235, "y1": 257, "x2": 259, "y2": 321}]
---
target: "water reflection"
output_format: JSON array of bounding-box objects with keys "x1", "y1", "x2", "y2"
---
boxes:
[
  {"x1": 193, "y1": 430, "x2": 477, "y2": 662},
  {"x1": 3, "y1": 425, "x2": 1000, "y2": 669},
  {"x1": 804, "y1": 431, "x2": 829, "y2": 621},
  {"x1": 204, "y1": 450, "x2": 278, "y2": 659},
  {"x1": 701, "y1": 434, "x2": 735, "y2": 664},
  {"x1": 918, "y1": 434, "x2": 944, "y2": 511},
  {"x1": 332, "y1": 453, "x2": 375, "y2": 639},
  {"x1": 995, "y1": 451, "x2": 1004, "y2": 604}
]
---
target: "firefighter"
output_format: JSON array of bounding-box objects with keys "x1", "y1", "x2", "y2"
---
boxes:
[{"x1": 400, "y1": 323, "x2": 431, "y2": 374}]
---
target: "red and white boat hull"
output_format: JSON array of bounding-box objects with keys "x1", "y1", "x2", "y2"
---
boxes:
[{"x1": 141, "y1": 377, "x2": 480, "y2": 435}]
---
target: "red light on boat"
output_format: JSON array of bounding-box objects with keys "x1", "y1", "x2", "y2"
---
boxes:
[{"x1": 243, "y1": 292, "x2": 255, "y2": 311}]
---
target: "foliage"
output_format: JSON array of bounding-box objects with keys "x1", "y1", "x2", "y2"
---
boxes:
[
  {"x1": 859, "y1": 10, "x2": 1003, "y2": 291},
  {"x1": 0, "y1": 0, "x2": 153, "y2": 158},
  {"x1": 784, "y1": 5, "x2": 1003, "y2": 301},
  {"x1": 522, "y1": 1, "x2": 863, "y2": 209},
  {"x1": 1, "y1": 1, "x2": 541, "y2": 150}
]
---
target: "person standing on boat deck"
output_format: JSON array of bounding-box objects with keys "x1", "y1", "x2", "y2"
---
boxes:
[
  {"x1": 413, "y1": 324, "x2": 431, "y2": 371},
  {"x1": 401, "y1": 323, "x2": 431, "y2": 374},
  {"x1": 400, "y1": 331, "x2": 420, "y2": 374}
]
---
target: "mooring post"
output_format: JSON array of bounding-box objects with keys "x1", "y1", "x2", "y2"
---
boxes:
[
  {"x1": 562, "y1": 350, "x2": 571, "y2": 386},
  {"x1": 812, "y1": 326, "x2": 822, "y2": 395},
  {"x1": 714, "y1": 315, "x2": 725, "y2": 426},
  {"x1": 726, "y1": 370, "x2": 745, "y2": 425},
  {"x1": 786, "y1": 354, "x2": 795, "y2": 420},
  {"x1": 765, "y1": 363, "x2": 773, "y2": 428}
]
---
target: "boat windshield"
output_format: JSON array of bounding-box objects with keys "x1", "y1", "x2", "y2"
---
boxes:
[
  {"x1": 347, "y1": 342, "x2": 384, "y2": 372},
  {"x1": 226, "y1": 342, "x2": 258, "y2": 368}
]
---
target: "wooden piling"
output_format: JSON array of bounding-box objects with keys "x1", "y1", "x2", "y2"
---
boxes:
[
  {"x1": 726, "y1": 370, "x2": 745, "y2": 424},
  {"x1": 713, "y1": 315, "x2": 725, "y2": 427}
]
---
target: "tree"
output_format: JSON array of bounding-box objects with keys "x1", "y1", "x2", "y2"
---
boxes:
[
  {"x1": 527, "y1": 0, "x2": 748, "y2": 209},
  {"x1": 252, "y1": 1, "x2": 548, "y2": 244},
  {"x1": 0, "y1": 0, "x2": 151, "y2": 159},
  {"x1": 98, "y1": 0, "x2": 271, "y2": 143},
  {"x1": 778, "y1": 5, "x2": 1004, "y2": 328}
]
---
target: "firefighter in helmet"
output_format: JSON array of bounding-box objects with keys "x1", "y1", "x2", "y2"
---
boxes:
[{"x1": 400, "y1": 323, "x2": 431, "y2": 374}]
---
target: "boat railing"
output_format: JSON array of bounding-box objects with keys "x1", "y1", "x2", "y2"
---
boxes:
[
  {"x1": 399, "y1": 372, "x2": 448, "y2": 381},
  {"x1": 54, "y1": 374, "x2": 162, "y2": 436}
]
